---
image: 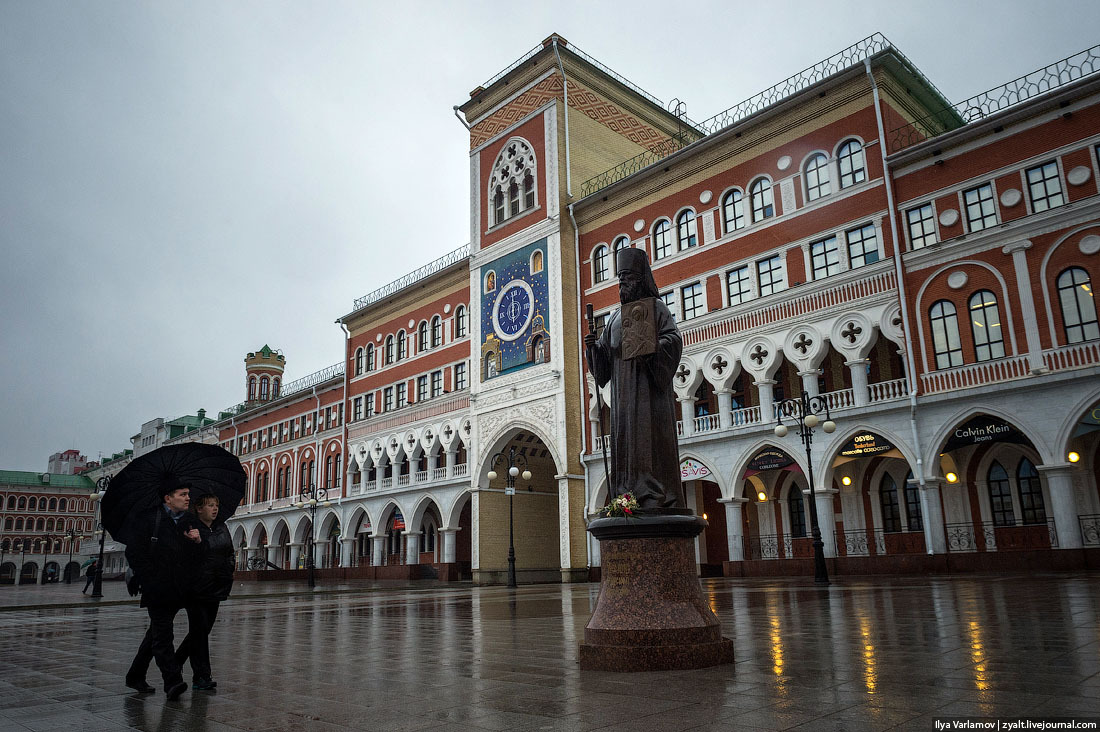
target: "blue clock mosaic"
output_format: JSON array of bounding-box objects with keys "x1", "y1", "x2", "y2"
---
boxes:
[{"x1": 480, "y1": 238, "x2": 550, "y2": 380}]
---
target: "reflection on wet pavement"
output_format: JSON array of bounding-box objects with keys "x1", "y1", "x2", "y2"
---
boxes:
[{"x1": 0, "y1": 573, "x2": 1098, "y2": 730}]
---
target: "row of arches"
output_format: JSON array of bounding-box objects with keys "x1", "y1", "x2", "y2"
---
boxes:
[
  {"x1": 354, "y1": 306, "x2": 468, "y2": 376},
  {"x1": 247, "y1": 374, "x2": 280, "y2": 401},
  {"x1": 3, "y1": 517, "x2": 90, "y2": 533},
  {"x1": 0, "y1": 560, "x2": 80, "y2": 585},
  {"x1": 3, "y1": 495, "x2": 87, "y2": 513}
]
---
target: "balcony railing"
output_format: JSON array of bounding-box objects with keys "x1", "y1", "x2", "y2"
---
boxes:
[
  {"x1": 921, "y1": 355, "x2": 1032, "y2": 394},
  {"x1": 693, "y1": 413, "x2": 721, "y2": 433},
  {"x1": 1043, "y1": 339, "x2": 1100, "y2": 372},
  {"x1": 744, "y1": 533, "x2": 792, "y2": 561},
  {"x1": 835, "y1": 528, "x2": 886, "y2": 557},
  {"x1": 350, "y1": 391, "x2": 470, "y2": 434},
  {"x1": 869, "y1": 377, "x2": 909, "y2": 403},
  {"x1": 945, "y1": 519, "x2": 1058, "y2": 552}
]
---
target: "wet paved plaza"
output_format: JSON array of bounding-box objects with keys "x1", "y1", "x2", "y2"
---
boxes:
[{"x1": 0, "y1": 573, "x2": 1098, "y2": 731}]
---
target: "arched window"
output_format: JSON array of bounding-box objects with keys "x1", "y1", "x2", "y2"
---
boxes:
[
  {"x1": 48, "y1": 498, "x2": 57, "y2": 511},
  {"x1": 988, "y1": 461, "x2": 1014, "y2": 527},
  {"x1": 969, "y1": 290, "x2": 1005, "y2": 361},
  {"x1": 260, "y1": 377, "x2": 270, "y2": 400},
  {"x1": 17, "y1": 497, "x2": 26, "y2": 510},
  {"x1": 417, "y1": 321, "x2": 429, "y2": 351},
  {"x1": 1057, "y1": 267, "x2": 1099, "y2": 343},
  {"x1": 653, "y1": 220, "x2": 672, "y2": 260},
  {"x1": 430, "y1": 316, "x2": 442, "y2": 348},
  {"x1": 3, "y1": 518, "x2": 11, "y2": 531},
  {"x1": 530, "y1": 250, "x2": 544, "y2": 274},
  {"x1": 722, "y1": 189, "x2": 745, "y2": 233},
  {"x1": 15, "y1": 518, "x2": 23, "y2": 531},
  {"x1": 454, "y1": 306, "x2": 467, "y2": 339},
  {"x1": 272, "y1": 378, "x2": 280, "y2": 397},
  {"x1": 385, "y1": 335, "x2": 395, "y2": 365},
  {"x1": 248, "y1": 376, "x2": 257, "y2": 400},
  {"x1": 1016, "y1": 458, "x2": 1046, "y2": 525},
  {"x1": 35, "y1": 518, "x2": 44, "y2": 531},
  {"x1": 485, "y1": 352, "x2": 498, "y2": 380},
  {"x1": 355, "y1": 348, "x2": 364, "y2": 376},
  {"x1": 6, "y1": 496, "x2": 13, "y2": 510},
  {"x1": 58, "y1": 498, "x2": 66, "y2": 512},
  {"x1": 676, "y1": 210, "x2": 697, "y2": 250},
  {"x1": 837, "y1": 139, "x2": 866, "y2": 189},
  {"x1": 930, "y1": 300, "x2": 963, "y2": 369},
  {"x1": 46, "y1": 518, "x2": 54, "y2": 531},
  {"x1": 750, "y1": 178, "x2": 774, "y2": 222},
  {"x1": 804, "y1": 153, "x2": 831, "y2": 201},
  {"x1": 365, "y1": 344, "x2": 375, "y2": 372},
  {"x1": 903, "y1": 470, "x2": 922, "y2": 531},
  {"x1": 880, "y1": 474, "x2": 901, "y2": 533},
  {"x1": 593, "y1": 245, "x2": 609, "y2": 283},
  {"x1": 787, "y1": 489, "x2": 807, "y2": 538},
  {"x1": 488, "y1": 138, "x2": 537, "y2": 225},
  {"x1": 613, "y1": 236, "x2": 629, "y2": 252},
  {"x1": 28, "y1": 497, "x2": 36, "y2": 511}
]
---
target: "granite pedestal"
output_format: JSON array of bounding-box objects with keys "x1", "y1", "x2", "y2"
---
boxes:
[{"x1": 579, "y1": 513, "x2": 734, "y2": 671}]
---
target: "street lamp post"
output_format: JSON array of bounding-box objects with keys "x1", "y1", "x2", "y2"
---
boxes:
[
  {"x1": 65, "y1": 528, "x2": 79, "y2": 583},
  {"x1": 773, "y1": 390, "x2": 836, "y2": 585},
  {"x1": 487, "y1": 446, "x2": 532, "y2": 588},
  {"x1": 294, "y1": 484, "x2": 329, "y2": 589},
  {"x1": 90, "y1": 477, "x2": 109, "y2": 598}
]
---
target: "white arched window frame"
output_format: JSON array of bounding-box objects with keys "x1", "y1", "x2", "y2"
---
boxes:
[
  {"x1": 593, "y1": 245, "x2": 610, "y2": 283},
  {"x1": 612, "y1": 235, "x2": 630, "y2": 252},
  {"x1": 749, "y1": 178, "x2": 774, "y2": 222},
  {"x1": 454, "y1": 306, "x2": 467, "y2": 339},
  {"x1": 487, "y1": 137, "x2": 538, "y2": 227},
  {"x1": 530, "y1": 249, "x2": 544, "y2": 274},
  {"x1": 355, "y1": 348, "x2": 364, "y2": 376},
  {"x1": 417, "y1": 321, "x2": 429, "y2": 352},
  {"x1": 968, "y1": 290, "x2": 1006, "y2": 362},
  {"x1": 802, "y1": 151, "x2": 832, "y2": 202},
  {"x1": 721, "y1": 188, "x2": 745, "y2": 233},
  {"x1": 676, "y1": 209, "x2": 697, "y2": 251},
  {"x1": 397, "y1": 331, "x2": 407, "y2": 361},
  {"x1": 430, "y1": 316, "x2": 442, "y2": 348},
  {"x1": 260, "y1": 377, "x2": 270, "y2": 400},
  {"x1": 272, "y1": 378, "x2": 280, "y2": 397},
  {"x1": 929, "y1": 300, "x2": 963, "y2": 369},
  {"x1": 1057, "y1": 267, "x2": 1099, "y2": 344},
  {"x1": 248, "y1": 376, "x2": 257, "y2": 400},
  {"x1": 365, "y1": 344, "x2": 375, "y2": 372},
  {"x1": 384, "y1": 336, "x2": 395, "y2": 365},
  {"x1": 653, "y1": 219, "x2": 673, "y2": 260},
  {"x1": 836, "y1": 138, "x2": 867, "y2": 189}
]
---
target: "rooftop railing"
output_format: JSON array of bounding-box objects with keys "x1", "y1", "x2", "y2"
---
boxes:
[
  {"x1": 219, "y1": 361, "x2": 344, "y2": 418},
  {"x1": 351, "y1": 245, "x2": 468, "y2": 312},
  {"x1": 890, "y1": 42, "x2": 1100, "y2": 153}
]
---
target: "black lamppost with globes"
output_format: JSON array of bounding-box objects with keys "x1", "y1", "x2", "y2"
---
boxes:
[
  {"x1": 293, "y1": 484, "x2": 330, "y2": 589},
  {"x1": 487, "y1": 446, "x2": 531, "y2": 588},
  {"x1": 64, "y1": 527, "x2": 80, "y2": 583},
  {"x1": 89, "y1": 477, "x2": 109, "y2": 598},
  {"x1": 773, "y1": 390, "x2": 836, "y2": 585}
]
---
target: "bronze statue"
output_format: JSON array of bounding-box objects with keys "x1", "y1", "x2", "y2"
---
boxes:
[{"x1": 585, "y1": 248, "x2": 685, "y2": 511}]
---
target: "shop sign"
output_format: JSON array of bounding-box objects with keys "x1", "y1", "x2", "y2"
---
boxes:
[
  {"x1": 680, "y1": 458, "x2": 711, "y2": 482},
  {"x1": 1073, "y1": 405, "x2": 1100, "y2": 438},
  {"x1": 747, "y1": 448, "x2": 794, "y2": 472},
  {"x1": 839, "y1": 432, "x2": 894, "y2": 458},
  {"x1": 944, "y1": 415, "x2": 1028, "y2": 451},
  {"x1": 392, "y1": 512, "x2": 405, "y2": 531}
]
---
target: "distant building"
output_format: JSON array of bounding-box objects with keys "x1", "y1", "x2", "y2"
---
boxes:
[
  {"x1": 46, "y1": 450, "x2": 88, "y2": 475},
  {"x1": 0, "y1": 471, "x2": 96, "y2": 584}
]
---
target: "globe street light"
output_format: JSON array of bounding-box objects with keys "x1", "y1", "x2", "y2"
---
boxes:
[
  {"x1": 773, "y1": 390, "x2": 836, "y2": 585},
  {"x1": 64, "y1": 528, "x2": 80, "y2": 584},
  {"x1": 487, "y1": 446, "x2": 532, "y2": 588},
  {"x1": 294, "y1": 484, "x2": 330, "y2": 589},
  {"x1": 89, "y1": 477, "x2": 109, "y2": 598}
]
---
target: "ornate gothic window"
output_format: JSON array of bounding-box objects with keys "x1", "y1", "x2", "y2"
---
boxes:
[{"x1": 488, "y1": 138, "x2": 537, "y2": 226}]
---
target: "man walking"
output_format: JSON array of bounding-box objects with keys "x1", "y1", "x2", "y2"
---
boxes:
[
  {"x1": 81, "y1": 559, "x2": 97, "y2": 594},
  {"x1": 123, "y1": 477, "x2": 202, "y2": 700}
]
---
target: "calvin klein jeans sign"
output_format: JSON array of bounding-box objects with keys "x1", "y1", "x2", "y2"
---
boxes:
[{"x1": 943, "y1": 415, "x2": 1028, "y2": 452}]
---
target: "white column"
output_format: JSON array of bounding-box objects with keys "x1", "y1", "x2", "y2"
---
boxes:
[
  {"x1": 340, "y1": 538, "x2": 354, "y2": 567},
  {"x1": 678, "y1": 397, "x2": 694, "y2": 435},
  {"x1": 266, "y1": 544, "x2": 278, "y2": 567},
  {"x1": 428, "y1": 452, "x2": 439, "y2": 472},
  {"x1": 798, "y1": 370, "x2": 820, "y2": 398},
  {"x1": 1003, "y1": 240, "x2": 1047, "y2": 373},
  {"x1": 721, "y1": 498, "x2": 746, "y2": 561},
  {"x1": 846, "y1": 359, "x2": 870, "y2": 407},
  {"x1": 440, "y1": 529, "x2": 458, "y2": 563},
  {"x1": 445, "y1": 448, "x2": 457, "y2": 477},
  {"x1": 404, "y1": 532, "x2": 421, "y2": 565},
  {"x1": 716, "y1": 389, "x2": 733, "y2": 429},
  {"x1": 1038, "y1": 465, "x2": 1082, "y2": 549},
  {"x1": 915, "y1": 478, "x2": 947, "y2": 554},
  {"x1": 287, "y1": 542, "x2": 304, "y2": 569},
  {"x1": 371, "y1": 535, "x2": 385, "y2": 566},
  {"x1": 814, "y1": 489, "x2": 838, "y2": 558},
  {"x1": 754, "y1": 379, "x2": 776, "y2": 420}
]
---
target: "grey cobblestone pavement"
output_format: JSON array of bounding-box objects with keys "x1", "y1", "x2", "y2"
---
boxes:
[{"x1": 0, "y1": 573, "x2": 1098, "y2": 731}]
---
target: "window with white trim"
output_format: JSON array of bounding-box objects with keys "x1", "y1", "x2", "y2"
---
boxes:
[
  {"x1": 430, "y1": 316, "x2": 442, "y2": 348},
  {"x1": 454, "y1": 306, "x2": 467, "y2": 338},
  {"x1": 810, "y1": 235, "x2": 841, "y2": 280},
  {"x1": 1025, "y1": 161, "x2": 1064, "y2": 212},
  {"x1": 963, "y1": 183, "x2": 997, "y2": 232},
  {"x1": 846, "y1": 223, "x2": 879, "y2": 269},
  {"x1": 726, "y1": 266, "x2": 751, "y2": 306},
  {"x1": 804, "y1": 153, "x2": 830, "y2": 201},
  {"x1": 653, "y1": 220, "x2": 672, "y2": 260},
  {"x1": 416, "y1": 375, "x2": 428, "y2": 402},
  {"x1": 750, "y1": 178, "x2": 774, "y2": 222},
  {"x1": 1057, "y1": 267, "x2": 1099, "y2": 343},
  {"x1": 365, "y1": 344, "x2": 374, "y2": 372},
  {"x1": 929, "y1": 300, "x2": 963, "y2": 369},
  {"x1": 385, "y1": 336, "x2": 394, "y2": 365},
  {"x1": 417, "y1": 321, "x2": 429, "y2": 351},
  {"x1": 906, "y1": 204, "x2": 937, "y2": 250},
  {"x1": 353, "y1": 397, "x2": 363, "y2": 421},
  {"x1": 397, "y1": 331, "x2": 407, "y2": 360},
  {"x1": 593, "y1": 245, "x2": 609, "y2": 283},
  {"x1": 756, "y1": 255, "x2": 784, "y2": 296},
  {"x1": 837, "y1": 139, "x2": 866, "y2": 188},
  {"x1": 396, "y1": 382, "x2": 407, "y2": 408},
  {"x1": 365, "y1": 394, "x2": 374, "y2": 418},
  {"x1": 613, "y1": 235, "x2": 629, "y2": 251},
  {"x1": 383, "y1": 387, "x2": 394, "y2": 412},
  {"x1": 722, "y1": 189, "x2": 745, "y2": 233},
  {"x1": 676, "y1": 210, "x2": 697, "y2": 250},
  {"x1": 355, "y1": 348, "x2": 364, "y2": 376},
  {"x1": 455, "y1": 362, "x2": 467, "y2": 390},
  {"x1": 968, "y1": 290, "x2": 1005, "y2": 361},
  {"x1": 659, "y1": 291, "x2": 676, "y2": 320},
  {"x1": 680, "y1": 282, "x2": 704, "y2": 320},
  {"x1": 431, "y1": 370, "x2": 443, "y2": 397}
]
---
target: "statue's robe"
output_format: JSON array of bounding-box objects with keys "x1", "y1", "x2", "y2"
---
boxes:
[{"x1": 586, "y1": 299, "x2": 685, "y2": 510}]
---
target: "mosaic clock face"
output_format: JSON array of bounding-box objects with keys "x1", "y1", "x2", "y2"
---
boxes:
[{"x1": 492, "y1": 280, "x2": 534, "y2": 341}]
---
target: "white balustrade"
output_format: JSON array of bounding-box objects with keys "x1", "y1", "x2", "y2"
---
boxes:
[
  {"x1": 820, "y1": 388, "x2": 854, "y2": 411},
  {"x1": 453, "y1": 463, "x2": 468, "y2": 477},
  {"x1": 920, "y1": 355, "x2": 1031, "y2": 394},
  {"x1": 379, "y1": 477, "x2": 391, "y2": 490},
  {"x1": 868, "y1": 377, "x2": 909, "y2": 403},
  {"x1": 365, "y1": 480, "x2": 378, "y2": 491},
  {"x1": 676, "y1": 421, "x2": 684, "y2": 436},
  {"x1": 414, "y1": 470, "x2": 428, "y2": 483},
  {"x1": 692, "y1": 413, "x2": 721, "y2": 433},
  {"x1": 729, "y1": 405, "x2": 761, "y2": 427},
  {"x1": 398, "y1": 474, "x2": 410, "y2": 487},
  {"x1": 1043, "y1": 340, "x2": 1100, "y2": 371},
  {"x1": 433, "y1": 466, "x2": 447, "y2": 480}
]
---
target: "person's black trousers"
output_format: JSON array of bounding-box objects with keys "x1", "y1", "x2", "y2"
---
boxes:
[
  {"x1": 128, "y1": 605, "x2": 184, "y2": 690},
  {"x1": 176, "y1": 601, "x2": 220, "y2": 680}
]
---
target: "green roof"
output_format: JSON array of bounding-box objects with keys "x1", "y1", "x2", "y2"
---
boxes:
[{"x1": 0, "y1": 471, "x2": 96, "y2": 489}]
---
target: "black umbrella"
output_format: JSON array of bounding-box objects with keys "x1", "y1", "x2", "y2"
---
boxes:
[{"x1": 100, "y1": 443, "x2": 246, "y2": 544}]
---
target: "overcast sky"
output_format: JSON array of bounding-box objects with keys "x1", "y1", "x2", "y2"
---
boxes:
[{"x1": 2, "y1": 1, "x2": 1098, "y2": 471}]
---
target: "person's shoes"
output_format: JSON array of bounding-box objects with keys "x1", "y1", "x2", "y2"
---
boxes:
[
  {"x1": 192, "y1": 677, "x2": 217, "y2": 691},
  {"x1": 165, "y1": 680, "x2": 187, "y2": 700},
  {"x1": 125, "y1": 677, "x2": 155, "y2": 693}
]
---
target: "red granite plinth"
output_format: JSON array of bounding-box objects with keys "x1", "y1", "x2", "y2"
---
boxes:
[{"x1": 580, "y1": 515, "x2": 734, "y2": 672}]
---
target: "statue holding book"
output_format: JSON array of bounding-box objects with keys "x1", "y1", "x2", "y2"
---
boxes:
[{"x1": 584, "y1": 248, "x2": 685, "y2": 511}]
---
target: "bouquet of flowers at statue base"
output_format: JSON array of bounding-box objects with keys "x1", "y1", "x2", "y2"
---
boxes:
[{"x1": 599, "y1": 493, "x2": 638, "y2": 517}]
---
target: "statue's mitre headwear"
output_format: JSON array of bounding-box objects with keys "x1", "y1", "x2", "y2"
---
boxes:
[{"x1": 615, "y1": 247, "x2": 650, "y2": 275}]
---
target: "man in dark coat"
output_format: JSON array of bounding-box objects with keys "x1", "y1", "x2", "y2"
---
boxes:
[
  {"x1": 123, "y1": 478, "x2": 202, "y2": 699},
  {"x1": 585, "y1": 247, "x2": 685, "y2": 510}
]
